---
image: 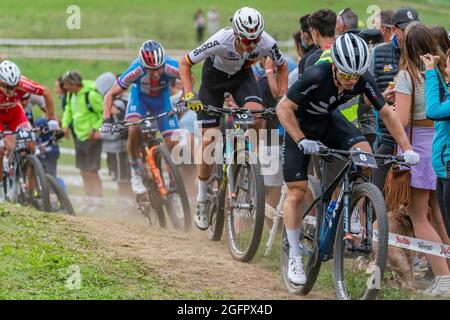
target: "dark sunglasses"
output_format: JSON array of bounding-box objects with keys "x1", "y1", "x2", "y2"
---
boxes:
[
  {"x1": 237, "y1": 35, "x2": 261, "y2": 45},
  {"x1": 0, "y1": 83, "x2": 16, "y2": 91}
]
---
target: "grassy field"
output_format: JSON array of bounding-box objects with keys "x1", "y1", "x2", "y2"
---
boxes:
[
  {"x1": 0, "y1": 0, "x2": 449, "y2": 49},
  {"x1": 0, "y1": 204, "x2": 228, "y2": 299}
]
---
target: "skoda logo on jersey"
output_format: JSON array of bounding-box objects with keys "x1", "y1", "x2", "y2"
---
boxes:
[{"x1": 193, "y1": 40, "x2": 220, "y2": 56}]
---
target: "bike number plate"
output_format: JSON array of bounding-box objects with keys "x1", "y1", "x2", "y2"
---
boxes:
[
  {"x1": 351, "y1": 152, "x2": 378, "y2": 168},
  {"x1": 233, "y1": 111, "x2": 254, "y2": 125},
  {"x1": 140, "y1": 118, "x2": 158, "y2": 134}
]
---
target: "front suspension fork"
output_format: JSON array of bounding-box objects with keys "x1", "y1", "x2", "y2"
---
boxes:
[{"x1": 146, "y1": 146, "x2": 167, "y2": 197}]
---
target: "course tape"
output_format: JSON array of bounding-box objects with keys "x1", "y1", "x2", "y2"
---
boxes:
[{"x1": 303, "y1": 215, "x2": 450, "y2": 259}]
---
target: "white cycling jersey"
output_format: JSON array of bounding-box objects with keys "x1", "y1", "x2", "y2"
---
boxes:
[{"x1": 186, "y1": 28, "x2": 285, "y2": 75}]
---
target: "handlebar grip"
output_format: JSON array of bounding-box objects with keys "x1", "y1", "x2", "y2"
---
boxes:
[{"x1": 54, "y1": 130, "x2": 65, "y2": 140}]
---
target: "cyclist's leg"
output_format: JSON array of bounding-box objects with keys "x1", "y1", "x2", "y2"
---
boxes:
[
  {"x1": 125, "y1": 88, "x2": 146, "y2": 194},
  {"x1": 282, "y1": 132, "x2": 310, "y2": 256}
]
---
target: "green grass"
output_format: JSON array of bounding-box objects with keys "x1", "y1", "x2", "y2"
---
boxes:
[
  {"x1": 0, "y1": 0, "x2": 449, "y2": 49},
  {"x1": 0, "y1": 204, "x2": 228, "y2": 299}
]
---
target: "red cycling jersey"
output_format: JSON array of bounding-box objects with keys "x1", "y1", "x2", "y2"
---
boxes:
[{"x1": 0, "y1": 76, "x2": 45, "y2": 109}]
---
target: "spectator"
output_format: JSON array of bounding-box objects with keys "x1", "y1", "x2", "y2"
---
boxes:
[
  {"x1": 372, "y1": 7, "x2": 419, "y2": 193},
  {"x1": 61, "y1": 71, "x2": 104, "y2": 204},
  {"x1": 34, "y1": 117, "x2": 60, "y2": 177},
  {"x1": 297, "y1": 14, "x2": 320, "y2": 76},
  {"x1": 287, "y1": 31, "x2": 304, "y2": 87},
  {"x1": 429, "y1": 26, "x2": 450, "y2": 55},
  {"x1": 20, "y1": 93, "x2": 46, "y2": 126},
  {"x1": 423, "y1": 50, "x2": 450, "y2": 268},
  {"x1": 96, "y1": 72, "x2": 133, "y2": 198},
  {"x1": 306, "y1": 9, "x2": 336, "y2": 68},
  {"x1": 395, "y1": 22, "x2": 450, "y2": 296},
  {"x1": 194, "y1": 9, "x2": 206, "y2": 43},
  {"x1": 374, "y1": 10, "x2": 394, "y2": 43},
  {"x1": 336, "y1": 8, "x2": 359, "y2": 35},
  {"x1": 207, "y1": 5, "x2": 219, "y2": 36},
  {"x1": 257, "y1": 57, "x2": 284, "y2": 228}
]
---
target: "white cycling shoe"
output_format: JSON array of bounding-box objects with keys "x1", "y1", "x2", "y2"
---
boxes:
[
  {"x1": 194, "y1": 201, "x2": 209, "y2": 230},
  {"x1": 288, "y1": 256, "x2": 307, "y2": 285},
  {"x1": 131, "y1": 173, "x2": 147, "y2": 195},
  {"x1": 424, "y1": 276, "x2": 450, "y2": 297}
]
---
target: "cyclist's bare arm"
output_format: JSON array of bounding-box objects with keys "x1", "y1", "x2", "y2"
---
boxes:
[
  {"x1": 42, "y1": 87, "x2": 56, "y2": 120},
  {"x1": 378, "y1": 104, "x2": 413, "y2": 152},
  {"x1": 276, "y1": 96, "x2": 305, "y2": 143},
  {"x1": 179, "y1": 56, "x2": 194, "y2": 95},
  {"x1": 103, "y1": 82, "x2": 125, "y2": 120},
  {"x1": 275, "y1": 61, "x2": 289, "y2": 98}
]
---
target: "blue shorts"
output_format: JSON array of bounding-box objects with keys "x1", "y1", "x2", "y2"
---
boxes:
[{"x1": 125, "y1": 86, "x2": 180, "y2": 138}]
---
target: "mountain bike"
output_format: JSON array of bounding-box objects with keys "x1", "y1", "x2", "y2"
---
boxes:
[
  {"x1": 280, "y1": 146, "x2": 408, "y2": 300},
  {"x1": 2, "y1": 127, "x2": 51, "y2": 212},
  {"x1": 203, "y1": 105, "x2": 275, "y2": 262},
  {"x1": 112, "y1": 110, "x2": 191, "y2": 232}
]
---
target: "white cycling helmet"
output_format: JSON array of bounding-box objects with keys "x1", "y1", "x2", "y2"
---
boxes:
[
  {"x1": 331, "y1": 33, "x2": 371, "y2": 75},
  {"x1": 232, "y1": 7, "x2": 264, "y2": 40},
  {"x1": 0, "y1": 60, "x2": 21, "y2": 86}
]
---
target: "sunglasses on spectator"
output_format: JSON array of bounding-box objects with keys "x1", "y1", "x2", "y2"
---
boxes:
[{"x1": 237, "y1": 35, "x2": 261, "y2": 45}]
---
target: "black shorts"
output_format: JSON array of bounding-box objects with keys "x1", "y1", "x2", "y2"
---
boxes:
[
  {"x1": 106, "y1": 151, "x2": 131, "y2": 182},
  {"x1": 197, "y1": 58, "x2": 263, "y2": 128},
  {"x1": 282, "y1": 110, "x2": 367, "y2": 182},
  {"x1": 74, "y1": 138, "x2": 102, "y2": 172}
]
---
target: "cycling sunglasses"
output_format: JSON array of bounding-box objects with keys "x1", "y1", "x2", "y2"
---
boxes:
[
  {"x1": 0, "y1": 83, "x2": 17, "y2": 91},
  {"x1": 338, "y1": 71, "x2": 361, "y2": 81},
  {"x1": 237, "y1": 35, "x2": 261, "y2": 45}
]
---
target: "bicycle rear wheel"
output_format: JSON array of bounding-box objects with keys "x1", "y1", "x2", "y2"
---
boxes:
[
  {"x1": 19, "y1": 154, "x2": 51, "y2": 212},
  {"x1": 225, "y1": 153, "x2": 265, "y2": 262},
  {"x1": 206, "y1": 164, "x2": 225, "y2": 241},
  {"x1": 333, "y1": 182, "x2": 388, "y2": 300},
  {"x1": 156, "y1": 145, "x2": 191, "y2": 232},
  {"x1": 46, "y1": 174, "x2": 75, "y2": 216},
  {"x1": 280, "y1": 175, "x2": 322, "y2": 295}
]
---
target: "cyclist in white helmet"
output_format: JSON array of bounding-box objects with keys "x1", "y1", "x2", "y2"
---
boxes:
[
  {"x1": 179, "y1": 6, "x2": 289, "y2": 230},
  {"x1": 276, "y1": 33, "x2": 420, "y2": 285}
]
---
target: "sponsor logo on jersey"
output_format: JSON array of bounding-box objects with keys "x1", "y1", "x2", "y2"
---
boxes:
[
  {"x1": 165, "y1": 64, "x2": 178, "y2": 76},
  {"x1": 247, "y1": 52, "x2": 259, "y2": 60},
  {"x1": 122, "y1": 68, "x2": 142, "y2": 84},
  {"x1": 271, "y1": 43, "x2": 282, "y2": 61},
  {"x1": 365, "y1": 82, "x2": 378, "y2": 99},
  {"x1": 228, "y1": 52, "x2": 236, "y2": 58},
  {"x1": 193, "y1": 40, "x2": 220, "y2": 56}
]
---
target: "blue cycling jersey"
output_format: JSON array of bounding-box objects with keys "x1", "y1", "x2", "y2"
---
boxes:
[{"x1": 117, "y1": 57, "x2": 179, "y2": 97}]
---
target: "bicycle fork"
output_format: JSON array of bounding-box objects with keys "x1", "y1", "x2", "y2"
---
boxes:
[{"x1": 145, "y1": 146, "x2": 167, "y2": 197}]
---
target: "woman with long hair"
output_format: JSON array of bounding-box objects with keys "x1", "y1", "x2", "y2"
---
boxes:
[
  {"x1": 429, "y1": 26, "x2": 450, "y2": 55},
  {"x1": 395, "y1": 22, "x2": 450, "y2": 296}
]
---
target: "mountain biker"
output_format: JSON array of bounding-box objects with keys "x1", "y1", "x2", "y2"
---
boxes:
[
  {"x1": 276, "y1": 33, "x2": 420, "y2": 285},
  {"x1": 0, "y1": 60, "x2": 59, "y2": 201},
  {"x1": 102, "y1": 40, "x2": 181, "y2": 195},
  {"x1": 179, "y1": 6, "x2": 289, "y2": 230}
]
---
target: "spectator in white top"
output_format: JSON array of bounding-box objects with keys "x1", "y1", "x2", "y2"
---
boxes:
[{"x1": 207, "y1": 5, "x2": 219, "y2": 36}]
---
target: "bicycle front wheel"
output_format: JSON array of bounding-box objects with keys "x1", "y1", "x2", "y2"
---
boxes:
[
  {"x1": 46, "y1": 174, "x2": 75, "y2": 216},
  {"x1": 156, "y1": 145, "x2": 191, "y2": 232},
  {"x1": 19, "y1": 154, "x2": 51, "y2": 212},
  {"x1": 206, "y1": 164, "x2": 225, "y2": 241},
  {"x1": 225, "y1": 153, "x2": 265, "y2": 262},
  {"x1": 333, "y1": 182, "x2": 388, "y2": 300}
]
